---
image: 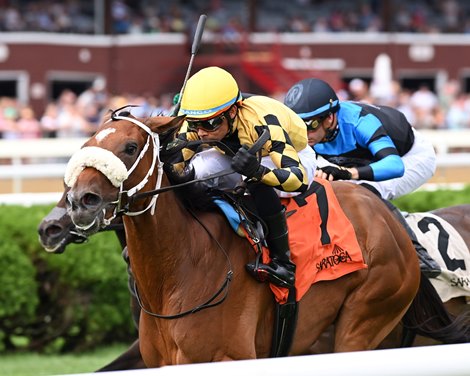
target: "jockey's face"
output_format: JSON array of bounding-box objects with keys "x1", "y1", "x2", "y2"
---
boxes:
[
  {"x1": 192, "y1": 106, "x2": 237, "y2": 141},
  {"x1": 195, "y1": 116, "x2": 230, "y2": 141},
  {"x1": 307, "y1": 113, "x2": 335, "y2": 145}
]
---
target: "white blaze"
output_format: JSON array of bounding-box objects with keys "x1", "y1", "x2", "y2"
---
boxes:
[{"x1": 95, "y1": 127, "x2": 116, "y2": 143}]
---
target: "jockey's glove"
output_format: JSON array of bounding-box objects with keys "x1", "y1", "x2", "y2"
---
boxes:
[
  {"x1": 319, "y1": 166, "x2": 352, "y2": 181},
  {"x1": 232, "y1": 145, "x2": 267, "y2": 181}
]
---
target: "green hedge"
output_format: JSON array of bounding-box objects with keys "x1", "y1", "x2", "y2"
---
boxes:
[
  {"x1": 0, "y1": 204, "x2": 135, "y2": 354},
  {"x1": 392, "y1": 185, "x2": 470, "y2": 212},
  {"x1": 0, "y1": 186, "x2": 468, "y2": 354}
]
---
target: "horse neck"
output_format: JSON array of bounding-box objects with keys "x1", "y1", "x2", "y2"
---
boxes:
[{"x1": 124, "y1": 186, "x2": 225, "y2": 292}]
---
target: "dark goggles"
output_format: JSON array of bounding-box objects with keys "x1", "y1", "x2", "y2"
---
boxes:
[
  {"x1": 187, "y1": 114, "x2": 225, "y2": 132},
  {"x1": 304, "y1": 117, "x2": 322, "y2": 131}
]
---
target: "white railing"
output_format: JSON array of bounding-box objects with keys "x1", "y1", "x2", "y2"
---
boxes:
[
  {"x1": 0, "y1": 130, "x2": 470, "y2": 194},
  {"x1": 57, "y1": 343, "x2": 470, "y2": 376},
  {"x1": 0, "y1": 137, "x2": 86, "y2": 193}
]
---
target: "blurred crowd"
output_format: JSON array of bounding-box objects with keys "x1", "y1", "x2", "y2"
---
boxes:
[
  {"x1": 1, "y1": 1, "x2": 470, "y2": 140},
  {"x1": 0, "y1": 82, "x2": 175, "y2": 140},
  {"x1": 336, "y1": 78, "x2": 469, "y2": 131},
  {"x1": 1, "y1": 0, "x2": 470, "y2": 34},
  {"x1": 0, "y1": 77, "x2": 469, "y2": 140}
]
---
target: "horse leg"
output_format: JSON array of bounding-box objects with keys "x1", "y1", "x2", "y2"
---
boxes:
[
  {"x1": 333, "y1": 261, "x2": 419, "y2": 351},
  {"x1": 95, "y1": 339, "x2": 145, "y2": 372},
  {"x1": 292, "y1": 280, "x2": 351, "y2": 355}
]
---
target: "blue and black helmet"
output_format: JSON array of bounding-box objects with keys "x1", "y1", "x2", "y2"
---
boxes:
[{"x1": 284, "y1": 78, "x2": 340, "y2": 120}]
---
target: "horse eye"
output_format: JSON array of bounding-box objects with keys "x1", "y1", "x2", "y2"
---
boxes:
[{"x1": 124, "y1": 143, "x2": 138, "y2": 155}]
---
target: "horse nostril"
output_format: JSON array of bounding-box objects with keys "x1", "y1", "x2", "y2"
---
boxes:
[
  {"x1": 81, "y1": 193, "x2": 102, "y2": 208},
  {"x1": 44, "y1": 224, "x2": 63, "y2": 238}
]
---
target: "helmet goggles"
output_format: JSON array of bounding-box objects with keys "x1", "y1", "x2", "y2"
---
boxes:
[
  {"x1": 304, "y1": 116, "x2": 323, "y2": 131},
  {"x1": 187, "y1": 113, "x2": 226, "y2": 132}
]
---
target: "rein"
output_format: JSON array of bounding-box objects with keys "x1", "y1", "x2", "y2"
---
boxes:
[
  {"x1": 129, "y1": 130, "x2": 269, "y2": 319},
  {"x1": 67, "y1": 112, "x2": 268, "y2": 319},
  {"x1": 134, "y1": 206, "x2": 234, "y2": 319},
  {"x1": 131, "y1": 130, "x2": 270, "y2": 201},
  {"x1": 131, "y1": 168, "x2": 235, "y2": 201}
]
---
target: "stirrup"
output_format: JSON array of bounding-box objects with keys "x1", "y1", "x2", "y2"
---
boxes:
[
  {"x1": 246, "y1": 262, "x2": 268, "y2": 283},
  {"x1": 245, "y1": 262, "x2": 295, "y2": 289}
]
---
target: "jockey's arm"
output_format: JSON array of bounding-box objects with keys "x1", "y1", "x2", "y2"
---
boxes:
[
  {"x1": 256, "y1": 124, "x2": 308, "y2": 193},
  {"x1": 345, "y1": 116, "x2": 405, "y2": 182},
  {"x1": 168, "y1": 124, "x2": 200, "y2": 173}
]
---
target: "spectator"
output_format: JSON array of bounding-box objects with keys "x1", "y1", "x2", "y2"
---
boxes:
[
  {"x1": 348, "y1": 78, "x2": 372, "y2": 103},
  {"x1": 396, "y1": 88, "x2": 416, "y2": 125},
  {"x1": 0, "y1": 97, "x2": 20, "y2": 139},
  {"x1": 57, "y1": 103, "x2": 93, "y2": 137},
  {"x1": 40, "y1": 102, "x2": 60, "y2": 138},
  {"x1": 409, "y1": 84, "x2": 440, "y2": 129},
  {"x1": 445, "y1": 93, "x2": 470, "y2": 129},
  {"x1": 17, "y1": 105, "x2": 41, "y2": 139},
  {"x1": 77, "y1": 78, "x2": 109, "y2": 117},
  {"x1": 112, "y1": 0, "x2": 131, "y2": 34}
]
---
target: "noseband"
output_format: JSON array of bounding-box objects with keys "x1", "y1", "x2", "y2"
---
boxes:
[{"x1": 64, "y1": 111, "x2": 165, "y2": 225}]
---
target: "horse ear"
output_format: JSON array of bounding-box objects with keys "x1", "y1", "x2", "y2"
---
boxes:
[
  {"x1": 148, "y1": 115, "x2": 186, "y2": 134},
  {"x1": 99, "y1": 110, "x2": 113, "y2": 125}
]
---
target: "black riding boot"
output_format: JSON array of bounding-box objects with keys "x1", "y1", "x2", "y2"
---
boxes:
[
  {"x1": 384, "y1": 200, "x2": 441, "y2": 278},
  {"x1": 246, "y1": 208, "x2": 296, "y2": 288}
]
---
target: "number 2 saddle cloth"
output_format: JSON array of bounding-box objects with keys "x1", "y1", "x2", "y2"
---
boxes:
[{"x1": 405, "y1": 212, "x2": 470, "y2": 303}]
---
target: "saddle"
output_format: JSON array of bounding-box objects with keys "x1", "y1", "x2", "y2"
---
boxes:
[
  {"x1": 207, "y1": 179, "x2": 367, "y2": 357},
  {"x1": 211, "y1": 180, "x2": 367, "y2": 302}
]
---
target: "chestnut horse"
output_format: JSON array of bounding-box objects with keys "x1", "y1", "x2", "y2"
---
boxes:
[
  {"x1": 38, "y1": 195, "x2": 470, "y2": 366},
  {"x1": 62, "y1": 112, "x2": 468, "y2": 366}
]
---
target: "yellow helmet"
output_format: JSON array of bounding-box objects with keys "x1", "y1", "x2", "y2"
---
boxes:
[{"x1": 180, "y1": 66, "x2": 242, "y2": 119}]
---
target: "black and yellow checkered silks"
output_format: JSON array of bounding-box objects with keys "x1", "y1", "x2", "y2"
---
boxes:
[{"x1": 175, "y1": 95, "x2": 309, "y2": 192}]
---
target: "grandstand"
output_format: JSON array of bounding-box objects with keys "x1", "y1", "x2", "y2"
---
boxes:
[{"x1": 0, "y1": 0, "x2": 470, "y2": 196}]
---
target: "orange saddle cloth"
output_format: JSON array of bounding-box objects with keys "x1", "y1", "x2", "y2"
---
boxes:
[{"x1": 260, "y1": 179, "x2": 368, "y2": 304}]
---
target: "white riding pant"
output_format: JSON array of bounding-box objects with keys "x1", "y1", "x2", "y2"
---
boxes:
[
  {"x1": 318, "y1": 128, "x2": 436, "y2": 200},
  {"x1": 190, "y1": 146, "x2": 317, "y2": 198}
]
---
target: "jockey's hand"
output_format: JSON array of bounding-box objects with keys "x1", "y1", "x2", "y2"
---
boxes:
[
  {"x1": 165, "y1": 138, "x2": 187, "y2": 153},
  {"x1": 232, "y1": 145, "x2": 267, "y2": 181},
  {"x1": 316, "y1": 166, "x2": 352, "y2": 181}
]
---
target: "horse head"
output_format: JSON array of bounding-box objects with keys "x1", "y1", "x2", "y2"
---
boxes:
[
  {"x1": 37, "y1": 185, "x2": 90, "y2": 253},
  {"x1": 65, "y1": 109, "x2": 185, "y2": 231},
  {"x1": 38, "y1": 182, "x2": 128, "y2": 254}
]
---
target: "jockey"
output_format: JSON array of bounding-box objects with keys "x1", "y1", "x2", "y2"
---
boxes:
[
  {"x1": 171, "y1": 66, "x2": 317, "y2": 288},
  {"x1": 284, "y1": 77, "x2": 439, "y2": 275}
]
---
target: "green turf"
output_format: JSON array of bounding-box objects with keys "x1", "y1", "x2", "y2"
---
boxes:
[{"x1": 1, "y1": 344, "x2": 129, "y2": 376}]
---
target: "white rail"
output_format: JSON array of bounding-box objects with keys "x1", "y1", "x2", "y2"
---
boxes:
[
  {"x1": 0, "y1": 138, "x2": 86, "y2": 193},
  {"x1": 420, "y1": 129, "x2": 470, "y2": 154},
  {"x1": 57, "y1": 343, "x2": 470, "y2": 376},
  {"x1": 0, "y1": 130, "x2": 469, "y2": 193}
]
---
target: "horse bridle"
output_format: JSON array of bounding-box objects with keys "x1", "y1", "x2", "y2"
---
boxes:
[
  {"x1": 66, "y1": 110, "x2": 268, "y2": 319},
  {"x1": 104, "y1": 111, "x2": 235, "y2": 319}
]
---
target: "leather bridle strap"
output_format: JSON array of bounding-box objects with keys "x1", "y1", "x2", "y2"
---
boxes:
[
  {"x1": 133, "y1": 206, "x2": 234, "y2": 319},
  {"x1": 131, "y1": 167, "x2": 235, "y2": 201}
]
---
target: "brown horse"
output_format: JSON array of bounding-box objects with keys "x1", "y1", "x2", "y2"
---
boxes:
[
  {"x1": 409, "y1": 205, "x2": 470, "y2": 346},
  {"x1": 37, "y1": 189, "x2": 470, "y2": 370},
  {"x1": 62, "y1": 112, "x2": 468, "y2": 366},
  {"x1": 37, "y1": 188, "x2": 145, "y2": 372}
]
